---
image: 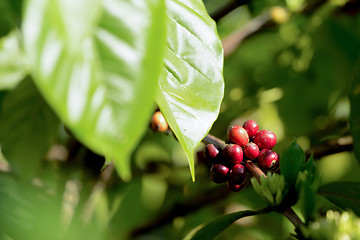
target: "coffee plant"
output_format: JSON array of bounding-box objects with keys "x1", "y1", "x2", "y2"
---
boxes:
[{"x1": 0, "y1": 0, "x2": 360, "y2": 239}]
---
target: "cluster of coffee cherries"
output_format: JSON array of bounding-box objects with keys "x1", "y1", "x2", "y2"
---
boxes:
[{"x1": 203, "y1": 120, "x2": 279, "y2": 192}]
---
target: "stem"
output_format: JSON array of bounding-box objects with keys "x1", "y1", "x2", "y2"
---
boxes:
[
  {"x1": 131, "y1": 185, "x2": 229, "y2": 237},
  {"x1": 306, "y1": 135, "x2": 353, "y2": 159},
  {"x1": 281, "y1": 208, "x2": 304, "y2": 227},
  {"x1": 244, "y1": 160, "x2": 265, "y2": 181},
  {"x1": 203, "y1": 134, "x2": 227, "y2": 148},
  {"x1": 222, "y1": 11, "x2": 273, "y2": 58},
  {"x1": 210, "y1": 0, "x2": 249, "y2": 22}
]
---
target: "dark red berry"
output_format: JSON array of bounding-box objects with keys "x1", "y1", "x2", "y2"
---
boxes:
[
  {"x1": 253, "y1": 130, "x2": 277, "y2": 149},
  {"x1": 227, "y1": 179, "x2": 246, "y2": 192},
  {"x1": 243, "y1": 142, "x2": 260, "y2": 160},
  {"x1": 210, "y1": 164, "x2": 230, "y2": 183},
  {"x1": 204, "y1": 144, "x2": 222, "y2": 164},
  {"x1": 224, "y1": 144, "x2": 243, "y2": 165},
  {"x1": 227, "y1": 125, "x2": 249, "y2": 147},
  {"x1": 242, "y1": 120, "x2": 259, "y2": 138},
  {"x1": 229, "y1": 164, "x2": 247, "y2": 185},
  {"x1": 257, "y1": 149, "x2": 279, "y2": 170},
  {"x1": 150, "y1": 111, "x2": 168, "y2": 132}
]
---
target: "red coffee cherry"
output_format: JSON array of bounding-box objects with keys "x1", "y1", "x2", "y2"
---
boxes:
[
  {"x1": 227, "y1": 125, "x2": 249, "y2": 147},
  {"x1": 150, "y1": 111, "x2": 168, "y2": 132},
  {"x1": 224, "y1": 144, "x2": 243, "y2": 165},
  {"x1": 229, "y1": 164, "x2": 247, "y2": 185},
  {"x1": 243, "y1": 142, "x2": 260, "y2": 160},
  {"x1": 257, "y1": 149, "x2": 279, "y2": 170},
  {"x1": 242, "y1": 120, "x2": 259, "y2": 138},
  {"x1": 210, "y1": 164, "x2": 230, "y2": 183},
  {"x1": 227, "y1": 179, "x2": 246, "y2": 192},
  {"x1": 253, "y1": 129, "x2": 277, "y2": 149},
  {"x1": 203, "y1": 144, "x2": 222, "y2": 164}
]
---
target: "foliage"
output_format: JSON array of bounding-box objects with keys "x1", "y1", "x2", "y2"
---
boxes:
[
  {"x1": 0, "y1": 0, "x2": 360, "y2": 239},
  {"x1": 251, "y1": 173, "x2": 286, "y2": 207},
  {"x1": 299, "y1": 210, "x2": 360, "y2": 240}
]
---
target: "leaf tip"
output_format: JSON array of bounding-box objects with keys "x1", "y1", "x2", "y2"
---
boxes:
[{"x1": 112, "y1": 153, "x2": 132, "y2": 182}]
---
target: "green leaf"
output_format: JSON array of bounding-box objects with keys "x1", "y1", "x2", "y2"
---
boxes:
[
  {"x1": 349, "y1": 77, "x2": 360, "y2": 163},
  {"x1": 22, "y1": 0, "x2": 166, "y2": 180},
  {"x1": 280, "y1": 141, "x2": 305, "y2": 187},
  {"x1": 184, "y1": 209, "x2": 269, "y2": 240},
  {"x1": 0, "y1": 1, "x2": 17, "y2": 37},
  {"x1": 251, "y1": 173, "x2": 286, "y2": 206},
  {"x1": 318, "y1": 181, "x2": 360, "y2": 217},
  {"x1": 0, "y1": 30, "x2": 27, "y2": 90},
  {"x1": 156, "y1": 0, "x2": 224, "y2": 181},
  {"x1": 297, "y1": 155, "x2": 317, "y2": 222},
  {"x1": 0, "y1": 77, "x2": 59, "y2": 178},
  {"x1": 300, "y1": 181, "x2": 316, "y2": 223}
]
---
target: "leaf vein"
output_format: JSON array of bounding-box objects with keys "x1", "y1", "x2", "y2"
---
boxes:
[
  {"x1": 167, "y1": 15, "x2": 218, "y2": 62},
  {"x1": 167, "y1": 45, "x2": 210, "y2": 82}
]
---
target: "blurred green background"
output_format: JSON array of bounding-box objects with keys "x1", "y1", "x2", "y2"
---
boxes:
[{"x1": 1, "y1": 0, "x2": 360, "y2": 239}]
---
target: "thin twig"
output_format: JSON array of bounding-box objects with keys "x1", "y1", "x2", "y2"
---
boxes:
[
  {"x1": 305, "y1": 135, "x2": 353, "y2": 159},
  {"x1": 203, "y1": 134, "x2": 227, "y2": 148},
  {"x1": 210, "y1": 0, "x2": 249, "y2": 22},
  {"x1": 130, "y1": 185, "x2": 229, "y2": 237},
  {"x1": 222, "y1": 11, "x2": 273, "y2": 58},
  {"x1": 244, "y1": 160, "x2": 265, "y2": 181},
  {"x1": 81, "y1": 162, "x2": 114, "y2": 223}
]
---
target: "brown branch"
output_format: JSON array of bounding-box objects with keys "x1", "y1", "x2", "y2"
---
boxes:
[
  {"x1": 222, "y1": 10, "x2": 274, "y2": 58},
  {"x1": 210, "y1": 0, "x2": 249, "y2": 22},
  {"x1": 130, "y1": 185, "x2": 229, "y2": 238},
  {"x1": 281, "y1": 207, "x2": 304, "y2": 227},
  {"x1": 221, "y1": 0, "x2": 340, "y2": 59},
  {"x1": 244, "y1": 160, "x2": 265, "y2": 181},
  {"x1": 202, "y1": 134, "x2": 227, "y2": 148},
  {"x1": 305, "y1": 135, "x2": 353, "y2": 159}
]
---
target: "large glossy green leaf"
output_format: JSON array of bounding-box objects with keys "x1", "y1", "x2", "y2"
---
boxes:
[
  {"x1": 183, "y1": 208, "x2": 270, "y2": 240},
  {"x1": 0, "y1": 77, "x2": 59, "y2": 178},
  {"x1": 318, "y1": 181, "x2": 360, "y2": 217},
  {"x1": 156, "y1": 0, "x2": 224, "y2": 181},
  {"x1": 349, "y1": 75, "x2": 360, "y2": 163},
  {"x1": 22, "y1": 0, "x2": 166, "y2": 180},
  {"x1": 0, "y1": 30, "x2": 27, "y2": 90}
]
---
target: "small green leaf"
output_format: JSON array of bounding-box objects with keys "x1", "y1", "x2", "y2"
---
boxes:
[
  {"x1": 0, "y1": 77, "x2": 59, "y2": 178},
  {"x1": 300, "y1": 182, "x2": 316, "y2": 223},
  {"x1": 0, "y1": 30, "x2": 27, "y2": 90},
  {"x1": 297, "y1": 155, "x2": 318, "y2": 222},
  {"x1": 251, "y1": 173, "x2": 286, "y2": 206},
  {"x1": 318, "y1": 181, "x2": 360, "y2": 217},
  {"x1": 156, "y1": 0, "x2": 224, "y2": 181},
  {"x1": 184, "y1": 209, "x2": 269, "y2": 240},
  {"x1": 301, "y1": 154, "x2": 317, "y2": 182},
  {"x1": 349, "y1": 78, "x2": 360, "y2": 163},
  {"x1": 23, "y1": 0, "x2": 166, "y2": 180},
  {"x1": 280, "y1": 141, "x2": 305, "y2": 187}
]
